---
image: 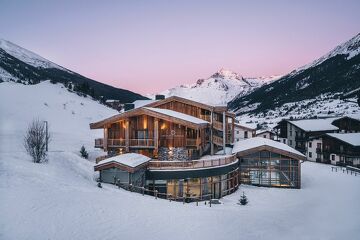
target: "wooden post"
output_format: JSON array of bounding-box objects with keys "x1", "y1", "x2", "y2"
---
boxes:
[
  {"x1": 210, "y1": 111, "x2": 214, "y2": 155},
  {"x1": 104, "y1": 126, "x2": 108, "y2": 151},
  {"x1": 154, "y1": 118, "x2": 159, "y2": 155},
  {"x1": 222, "y1": 111, "x2": 226, "y2": 155},
  {"x1": 125, "y1": 119, "x2": 129, "y2": 152}
]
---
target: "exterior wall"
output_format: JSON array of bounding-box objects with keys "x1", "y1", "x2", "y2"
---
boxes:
[
  {"x1": 234, "y1": 126, "x2": 255, "y2": 142},
  {"x1": 100, "y1": 168, "x2": 129, "y2": 184},
  {"x1": 256, "y1": 132, "x2": 274, "y2": 140},
  {"x1": 306, "y1": 138, "x2": 323, "y2": 162}
]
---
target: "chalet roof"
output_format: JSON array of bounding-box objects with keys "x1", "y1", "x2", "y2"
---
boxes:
[
  {"x1": 95, "y1": 153, "x2": 151, "y2": 168},
  {"x1": 256, "y1": 130, "x2": 274, "y2": 135},
  {"x1": 234, "y1": 123, "x2": 256, "y2": 131},
  {"x1": 90, "y1": 107, "x2": 209, "y2": 129},
  {"x1": 143, "y1": 107, "x2": 208, "y2": 125},
  {"x1": 132, "y1": 100, "x2": 157, "y2": 109},
  {"x1": 288, "y1": 118, "x2": 339, "y2": 132},
  {"x1": 144, "y1": 96, "x2": 230, "y2": 114},
  {"x1": 232, "y1": 137, "x2": 306, "y2": 160},
  {"x1": 326, "y1": 133, "x2": 360, "y2": 146}
]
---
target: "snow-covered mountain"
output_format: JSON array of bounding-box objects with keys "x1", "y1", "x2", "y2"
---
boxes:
[
  {"x1": 0, "y1": 39, "x2": 147, "y2": 103},
  {"x1": 152, "y1": 69, "x2": 281, "y2": 105},
  {"x1": 230, "y1": 33, "x2": 360, "y2": 126}
]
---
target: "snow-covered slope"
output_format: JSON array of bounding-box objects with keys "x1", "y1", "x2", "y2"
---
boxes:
[
  {"x1": 0, "y1": 81, "x2": 117, "y2": 153},
  {"x1": 152, "y1": 69, "x2": 281, "y2": 105},
  {"x1": 0, "y1": 39, "x2": 65, "y2": 70}
]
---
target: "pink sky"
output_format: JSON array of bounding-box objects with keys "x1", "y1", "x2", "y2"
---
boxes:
[{"x1": 1, "y1": 1, "x2": 359, "y2": 95}]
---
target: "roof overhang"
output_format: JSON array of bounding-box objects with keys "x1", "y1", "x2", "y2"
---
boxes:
[
  {"x1": 235, "y1": 145, "x2": 306, "y2": 161},
  {"x1": 90, "y1": 107, "x2": 209, "y2": 130}
]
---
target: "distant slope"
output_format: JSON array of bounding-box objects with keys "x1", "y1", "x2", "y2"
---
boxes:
[
  {"x1": 0, "y1": 39, "x2": 147, "y2": 103},
  {"x1": 229, "y1": 33, "x2": 360, "y2": 115},
  {"x1": 152, "y1": 69, "x2": 281, "y2": 105}
]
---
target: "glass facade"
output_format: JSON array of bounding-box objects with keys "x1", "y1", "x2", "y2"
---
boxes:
[
  {"x1": 239, "y1": 150, "x2": 300, "y2": 188},
  {"x1": 145, "y1": 168, "x2": 239, "y2": 201}
]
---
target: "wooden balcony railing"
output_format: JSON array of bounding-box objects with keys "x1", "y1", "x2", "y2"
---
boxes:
[
  {"x1": 213, "y1": 135, "x2": 223, "y2": 146},
  {"x1": 130, "y1": 139, "x2": 154, "y2": 147},
  {"x1": 199, "y1": 114, "x2": 211, "y2": 122},
  {"x1": 108, "y1": 139, "x2": 126, "y2": 147},
  {"x1": 213, "y1": 120, "x2": 224, "y2": 131},
  {"x1": 95, "y1": 138, "x2": 104, "y2": 148},
  {"x1": 148, "y1": 155, "x2": 237, "y2": 170}
]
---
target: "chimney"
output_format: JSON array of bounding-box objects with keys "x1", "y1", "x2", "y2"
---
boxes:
[{"x1": 155, "y1": 94, "x2": 165, "y2": 100}]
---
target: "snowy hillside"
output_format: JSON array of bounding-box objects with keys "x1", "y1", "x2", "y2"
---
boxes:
[
  {"x1": 230, "y1": 33, "x2": 360, "y2": 126},
  {"x1": 0, "y1": 39, "x2": 65, "y2": 70},
  {"x1": 0, "y1": 39, "x2": 147, "y2": 103},
  {"x1": 0, "y1": 81, "x2": 117, "y2": 153},
  {"x1": 151, "y1": 69, "x2": 281, "y2": 105}
]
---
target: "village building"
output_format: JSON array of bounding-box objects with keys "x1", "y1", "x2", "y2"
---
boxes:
[
  {"x1": 255, "y1": 130, "x2": 275, "y2": 140},
  {"x1": 90, "y1": 96, "x2": 304, "y2": 201},
  {"x1": 306, "y1": 133, "x2": 360, "y2": 167},
  {"x1": 234, "y1": 122, "x2": 256, "y2": 142}
]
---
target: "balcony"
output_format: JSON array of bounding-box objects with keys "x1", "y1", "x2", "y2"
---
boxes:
[
  {"x1": 213, "y1": 120, "x2": 224, "y2": 131},
  {"x1": 106, "y1": 138, "x2": 155, "y2": 148},
  {"x1": 213, "y1": 135, "x2": 223, "y2": 146},
  {"x1": 148, "y1": 154, "x2": 237, "y2": 170},
  {"x1": 95, "y1": 138, "x2": 104, "y2": 148},
  {"x1": 199, "y1": 114, "x2": 211, "y2": 122}
]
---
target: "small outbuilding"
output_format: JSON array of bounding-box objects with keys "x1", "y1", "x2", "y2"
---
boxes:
[{"x1": 95, "y1": 153, "x2": 151, "y2": 186}]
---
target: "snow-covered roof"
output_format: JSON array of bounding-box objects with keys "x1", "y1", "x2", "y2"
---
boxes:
[
  {"x1": 289, "y1": 118, "x2": 339, "y2": 132},
  {"x1": 144, "y1": 107, "x2": 209, "y2": 124},
  {"x1": 326, "y1": 133, "x2": 360, "y2": 146},
  {"x1": 234, "y1": 122, "x2": 256, "y2": 130},
  {"x1": 256, "y1": 130, "x2": 274, "y2": 135},
  {"x1": 232, "y1": 137, "x2": 305, "y2": 158},
  {"x1": 95, "y1": 153, "x2": 151, "y2": 168},
  {"x1": 132, "y1": 100, "x2": 157, "y2": 109}
]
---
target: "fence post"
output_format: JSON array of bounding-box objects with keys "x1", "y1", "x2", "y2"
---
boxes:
[
  {"x1": 142, "y1": 187, "x2": 145, "y2": 196},
  {"x1": 209, "y1": 200, "x2": 212, "y2": 207},
  {"x1": 155, "y1": 190, "x2": 158, "y2": 199}
]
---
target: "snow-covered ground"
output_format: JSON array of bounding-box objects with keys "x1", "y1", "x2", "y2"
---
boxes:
[{"x1": 1, "y1": 81, "x2": 360, "y2": 240}]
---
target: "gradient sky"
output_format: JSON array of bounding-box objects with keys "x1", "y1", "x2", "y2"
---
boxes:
[{"x1": 1, "y1": 0, "x2": 359, "y2": 94}]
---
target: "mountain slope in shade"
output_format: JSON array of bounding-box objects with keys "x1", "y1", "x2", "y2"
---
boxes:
[
  {"x1": 152, "y1": 69, "x2": 281, "y2": 105},
  {"x1": 229, "y1": 33, "x2": 360, "y2": 117},
  {"x1": 0, "y1": 39, "x2": 148, "y2": 103}
]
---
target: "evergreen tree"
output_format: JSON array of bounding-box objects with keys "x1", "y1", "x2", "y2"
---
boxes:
[
  {"x1": 80, "y1": 145, "x2": 89, "y2": 159},
  {"x1": 239, "y1": 192, "x2": 248, "y2": 205}
]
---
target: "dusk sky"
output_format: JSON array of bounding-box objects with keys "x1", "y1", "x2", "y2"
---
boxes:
[{"x1": 1, "y1": 0, "x2": 359, "y2": 94}]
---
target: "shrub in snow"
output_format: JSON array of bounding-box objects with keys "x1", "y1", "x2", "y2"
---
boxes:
[
  {"x1": 238, "y1": 192, "x2": 248, "y2": 205},
  {"x1": 80, "y1": 145, "x2": 89, "y2": 159},
  {"x1": 23, "y1": 119, "x2": 50, "y2": 163}
]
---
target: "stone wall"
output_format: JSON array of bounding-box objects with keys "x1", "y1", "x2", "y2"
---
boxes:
[{"x1": 158, "y1": 147, "x2": 189, "y2": 161}]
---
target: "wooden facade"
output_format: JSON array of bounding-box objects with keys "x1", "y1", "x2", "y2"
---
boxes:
[{"x1": 90, "y1": 96, "x2": 235, "y2": 160}]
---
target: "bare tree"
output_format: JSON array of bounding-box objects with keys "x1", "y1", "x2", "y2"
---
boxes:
[{"x1": 24, "y1": 119, "x2": 51, "y2": 163}]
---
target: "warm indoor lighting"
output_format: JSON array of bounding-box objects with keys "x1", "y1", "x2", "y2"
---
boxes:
[{"x1": 160, "y1": 123, "x2": 166, "y2": 130}]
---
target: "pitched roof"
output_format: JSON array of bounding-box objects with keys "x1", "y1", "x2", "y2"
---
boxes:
[
  {"x1": 288, "y1": 118, "x2": 339, "y2": 132},
  {"x1": 94, "y1": 153, "x2": 151, "y2": 173},
  {"x1": 326, "y1": 133, "x2": 360, "y2": 146},
  {"x1": 232, "y1": 137, "x2": 305, "y2": 160},
  {"x1": 144, "y1": 107, "x2": 209, "y2": 125},
  {"x1": 90, "y1": 107, "x2": 209, "y2": 129}
]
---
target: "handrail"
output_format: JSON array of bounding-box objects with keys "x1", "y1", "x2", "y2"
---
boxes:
[{"x1": 148, "y1": 155, "x2": 237, "y2": 170}]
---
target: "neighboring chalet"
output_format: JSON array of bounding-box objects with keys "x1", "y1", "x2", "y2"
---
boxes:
[
  {"x1": 274, "y1": 118, "x2": 339, "y2": 154},
  {"x1": 307, "y1": 133, "x2": 360, "y2": 167},
  {"x1": 234, "y1": 122, "x2": 256, "y2": 142},
  {"x1": 256, "y1": 130, "x2": 275, "y2": 140},
  {"x1": 90, "y1": 96, "x2": 304, "y2": 201}
]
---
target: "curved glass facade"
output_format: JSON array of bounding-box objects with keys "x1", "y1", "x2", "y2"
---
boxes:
[{"x1": 145, "y1": 168, "x2": 239, "y2": 201}]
